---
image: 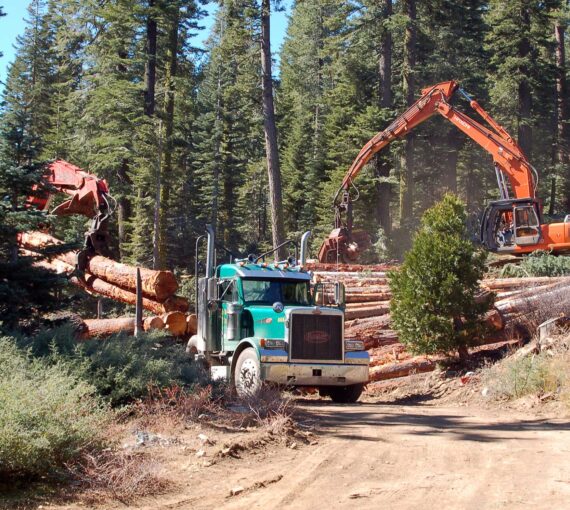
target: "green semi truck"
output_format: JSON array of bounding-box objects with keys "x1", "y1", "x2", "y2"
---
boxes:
[{"x1": 187, "y1": 226, "x2": 369, "y2": 403}]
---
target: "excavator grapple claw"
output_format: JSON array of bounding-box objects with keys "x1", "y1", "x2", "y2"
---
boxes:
[{"x1": 318, "y1": 228, "x2": 370, "y2": 264}]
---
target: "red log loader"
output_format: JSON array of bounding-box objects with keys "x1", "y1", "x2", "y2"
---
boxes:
[{"x1": 26, "y1": 159, "x2": 114, "y2": 269}]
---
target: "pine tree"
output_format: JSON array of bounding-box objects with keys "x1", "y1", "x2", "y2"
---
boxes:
[
  {"x1": 194, "y1": 0, "x2": 266, "y2": 256},
  {"x1": 390, "y1": 194, "x2": 489, "y2": 360},
  {"x1": 0, "y1": 2, "x2": 65, "y2": 330},
  {"x1": 278, "y1": 0, "x2": 332, "y2": 238},
  {"x1": 485, "y1": 0, "x2": 560, "y2": 183}
]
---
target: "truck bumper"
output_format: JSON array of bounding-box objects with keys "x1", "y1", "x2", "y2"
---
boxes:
[{"x1": 261, "y1": 362, "x2": 369, "y2": 386}]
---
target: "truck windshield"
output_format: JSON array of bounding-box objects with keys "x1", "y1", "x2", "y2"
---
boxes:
[{"x1": 242, "y1": 279, "x2": 310, "y2": 305}]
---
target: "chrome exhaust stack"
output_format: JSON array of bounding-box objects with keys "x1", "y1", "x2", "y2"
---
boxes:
[
  {"x1": 300, "y1": 231, "x2": 311, "y2": 266},
  {"x1": 205, "y1": 224, "x2": 215, "y2": 278}
]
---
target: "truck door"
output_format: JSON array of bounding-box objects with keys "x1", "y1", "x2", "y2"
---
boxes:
[
  {"x1": 220, "y1": 280, "x2": 241, "y2": 349},
  {"x1": 513, "y1": 205, "x2": 541, "y2": 246}
]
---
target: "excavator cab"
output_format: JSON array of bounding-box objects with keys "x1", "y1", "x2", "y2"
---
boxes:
[{"x1": 480, "y1": 198, "x2": 542, "y2": 253}]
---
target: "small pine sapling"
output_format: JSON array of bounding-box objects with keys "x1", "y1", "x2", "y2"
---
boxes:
[{"x1": 389, "y1": 194, "x2": 491, "y2": 360}]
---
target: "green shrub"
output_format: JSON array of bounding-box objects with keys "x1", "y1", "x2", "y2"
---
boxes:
[
  {"x1": 0, "y1": 338, "x2": 110, "y2": 478},
  {"x1": 77, "y1": 332, "x2": 204, "y2": 405},
  {"x1": 501, "y1": 250, "x2": 570, "y2": 278},
  {"x1": 389, "y1": 194, "x2": 490, "y2": 359},
  {"x1": 16, "y1": 327, "x2": 204, "y2": 406}
]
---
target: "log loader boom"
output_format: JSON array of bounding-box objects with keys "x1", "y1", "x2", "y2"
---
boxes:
[
  {"x1": 27, "y1": 159, "x2": 114, "y2": 269},
  {"x1": 318, "y1": 80, "x2": 570, "y2": 263}
]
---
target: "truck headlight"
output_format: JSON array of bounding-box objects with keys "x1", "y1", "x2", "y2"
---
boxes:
[
  {"x1": 344, "y1": 339, "x2": 364, "y2": 351},
  {"x1": 260, "y1": 338, "x2": 286, "y2": 350}
]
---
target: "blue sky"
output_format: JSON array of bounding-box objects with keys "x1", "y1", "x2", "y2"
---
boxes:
[{"x1": 0, "y1": 0, "x2": 291, "y2": 89}]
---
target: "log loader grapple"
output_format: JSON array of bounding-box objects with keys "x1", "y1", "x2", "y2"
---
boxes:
[
  {"x1": 319, "y1": 80, "x2": 570, "y2": 263},
  {"x1": 27, "y1": 159, "x2": 114, "y2": 269}
]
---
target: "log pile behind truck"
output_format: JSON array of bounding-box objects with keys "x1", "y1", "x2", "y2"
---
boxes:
[
  {"x1": 310, "y1": 264, "x2": 570, "y2": 383},
  {"x1": 18, "y1": 231, "x2": 196, "y2": 339}
]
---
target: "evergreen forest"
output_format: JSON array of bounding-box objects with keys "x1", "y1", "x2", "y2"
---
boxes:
[{"x1": 2, "y1": 0, "x2": 570, "y2": 274}]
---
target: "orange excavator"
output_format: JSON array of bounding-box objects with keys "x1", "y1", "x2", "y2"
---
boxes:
[
  {"x1": 318, "y1": 80, "x2": 570, "y2": 263},
  {"x1": 26, "y1": 159, "x2": 114, "y2": 269}
]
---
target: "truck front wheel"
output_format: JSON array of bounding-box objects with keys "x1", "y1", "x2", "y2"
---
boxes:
[
  {"x1": 326, "y1": 383, "x2": 364, "y2": 404},
  {"x1": 234, "y1": 348, "x2": 262, "y2": 397}
]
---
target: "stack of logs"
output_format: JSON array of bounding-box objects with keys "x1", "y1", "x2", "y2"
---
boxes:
[
  {"x1": 18, "y1": 231, "x2": 197, "y2": 339},
  {"x1": 310, "y1": 264, "x2": 570, "y2": 383}
]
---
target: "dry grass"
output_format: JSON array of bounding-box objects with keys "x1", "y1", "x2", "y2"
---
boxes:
[
  {"x1": 482, "y1": 331, "x2": 570, "y2": 407},
  {"x1": 132, "y1": 384, "x2": 222, "y2": 431},
  {"x1": 67, "y1": 449, "x2": 171, "y2": 503}
]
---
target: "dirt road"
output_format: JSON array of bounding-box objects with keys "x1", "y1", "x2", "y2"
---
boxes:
[{"x1": 148, "y1": 402, "x2": 570, "y2": 510}]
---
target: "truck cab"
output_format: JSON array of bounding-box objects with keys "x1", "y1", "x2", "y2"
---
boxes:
[{"x1": 188, "y1": 227, "x2": 369, "y2": 403}]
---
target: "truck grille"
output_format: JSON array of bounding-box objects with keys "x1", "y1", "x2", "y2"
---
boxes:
[{"x1": 290, "y1": 313, "x2": 343, "y2": 362}]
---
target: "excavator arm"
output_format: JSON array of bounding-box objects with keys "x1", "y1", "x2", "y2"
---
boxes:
[
  {"x1": 27, "y1": 159, "x2": 113, "y2": 266},
  {"x1": 318, "y1": 80, "x2": 558, "y2": 263}
]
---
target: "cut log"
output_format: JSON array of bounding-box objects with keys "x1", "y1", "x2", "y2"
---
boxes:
[
  {"x1": 345, "y1": 302, "x2": 390, "y2": 320},
  {"x1": 162, "y1": 295, "x2": 190, "y2": 313},
  {"x1": 29, "y1": 256, "x2": 75, "y2": 275},
  {"x1": 345, "y1": 314, "x2": 392, "y2": 333},
  {"x1": 369, "y1": 358, "x2": 436, "y2": 382},
  {"x1": 187, "y1": 314, "x2": 198, "y2": 335},
  {"x1": 78, "y1": 318, "x2": 135, "y2": 340},
  {"x1": 19, "y1": 231, "x2": 179, "y2": 300},
  {"x1": 143, "y1": 316, "x2": 165, "y2": 331},
  {"x1": 481, "y1": 276, "x2": 570, "y2": 291},
  {"x1": 162, "y1": 311, "x2": 188, "y2": 337},
  {"x1": 85, "y1": 256, "x2": 178, "y2": 301},
  {"x1": 305, "y1": 262, "x2": 396, "y2": 272},
  {"x1": 347, "y1": 292, "x2": 392, "y2": 303},
  {"x1": 320, "y1": 291, "x2": 392, "y2": 303},
  {"x1": 70, "y1": 274, "x2": 187, "y2": 315},
  {"x1": 17, "y1": 231, "x2": 65, "y2": 249},
  {"x1": 345, "y1": 285, "x2": 391, "y2": 294},
  {"x1": 483, "y1": 308, "x2": 504, "y2": 331},
  {"x1": 495, "y1": 281, "x2": 570, "y2": 316}
]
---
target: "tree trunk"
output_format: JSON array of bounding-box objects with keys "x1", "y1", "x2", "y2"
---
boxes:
[
  {"x1": 379, "y1": 0, "x2": 392, "y2": 110},
  {"x1": 261, "y1": 0, "x2": 286, "y2": 260},
  {"x1": 117, "y1": 160, "x2": 131, "y2": 259},
  {"x1": 517, "y1": 6, "x2": 532, "y2": 157},
  {"x1": 156, "y1": 9, "x2": 179, "y2": 269},
  {"x1": 399, "y1": 0, "x2": 416, "y2": 224},
  {"x1": 144, "y1": 0, "x2": 157, "y2": 117},
  {"x1": 375, "y1": 0, "x2": 393, "y2": 236},
  {"x1": 442, "y1": 129, "x2": 461, "y2": 193},
  {"x1": 556, "y1": 20, "x2": 570, "y2": 212}
]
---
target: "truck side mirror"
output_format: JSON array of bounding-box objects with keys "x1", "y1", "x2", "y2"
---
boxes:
[
  {"x1": 207, "y1": 278, "x2": 219, "y2": 301},
  {"x1": 334, "y1": 282, "x2": 346, "y2": 308}
]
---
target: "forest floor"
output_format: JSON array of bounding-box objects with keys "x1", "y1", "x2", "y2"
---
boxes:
[{"x1": 34, "y1": 378, "x2": 570, "y2": 510}]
